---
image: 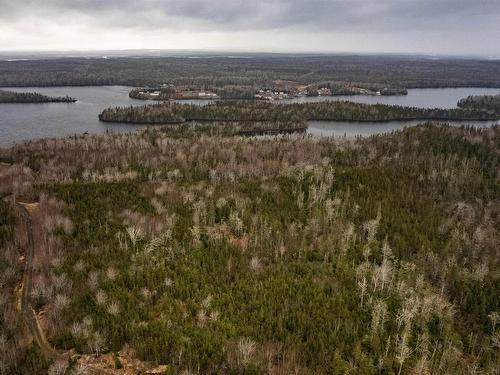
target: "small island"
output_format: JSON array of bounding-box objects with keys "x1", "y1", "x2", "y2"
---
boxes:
[{"x1": 0, "y1": 89, "x2": 76, "y2": 103}]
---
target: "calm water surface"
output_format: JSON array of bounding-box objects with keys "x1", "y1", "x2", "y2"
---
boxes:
[
  {"x1": 1, "y1": 86, "x2": 499, "y2": 145},
  {"x1": 288, "y1": 87, "x2": 500, "y2": 108},
  {"x1": 308, "y1": 119, "x2": 500, "y2": 137}
]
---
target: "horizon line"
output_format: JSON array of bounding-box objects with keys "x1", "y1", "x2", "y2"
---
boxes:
[{"x1": 0, "y1": 49, "x2": 499, "y2": 61}]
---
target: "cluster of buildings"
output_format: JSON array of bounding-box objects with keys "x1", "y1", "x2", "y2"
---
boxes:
[
  {"x1": 254, "y1": 87, "x2": 333, "y2": 101},
  {"x1": 133, "y1": 87, "x2": 219, "y2": 100},
  {"x1": 134, "y1": 81, "x2": 404, "y2": 102},
  {"x1": 254, "y1": 89, "x2": 293, "y2": 101},
  {"x1": 174, "y1": 91, "x2": 219, "y2": 99}
]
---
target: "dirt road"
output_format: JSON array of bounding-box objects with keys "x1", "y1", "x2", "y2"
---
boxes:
[{"x1": 17, "y1": 201, "x2": 58, "y2": 360}]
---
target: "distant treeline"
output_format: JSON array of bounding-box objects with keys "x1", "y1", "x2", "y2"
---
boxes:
[
  {"x1": 99, "y1": 100, "x2": 500, "y2": 125},
  {"x1": 0, "y1": 89, "x2": 76, "y2": 103},
  {"x1": 1, "y1": 55, "x2": 500, "y2": 88}
]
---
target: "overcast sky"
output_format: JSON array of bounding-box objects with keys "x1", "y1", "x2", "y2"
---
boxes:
[{"x1": 0, "y1": 0, "x2": 499, "y2": 56}]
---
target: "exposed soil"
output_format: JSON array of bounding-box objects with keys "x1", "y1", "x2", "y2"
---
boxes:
[{"x1": 17, "y1": 201, "x2": 59, "y2": 360}]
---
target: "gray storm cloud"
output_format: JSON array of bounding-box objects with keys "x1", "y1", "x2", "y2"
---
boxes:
[
  {"x1": 0, "y1": 0, "x2": 499, "y2": 54},
  {"x1": 0, "y1": 0, "x2": 498, "y2": 31}
]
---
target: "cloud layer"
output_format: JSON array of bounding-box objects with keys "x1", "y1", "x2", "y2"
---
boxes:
[{"x1": 0, "y1": 0, "x2": 499, "y2": 55}]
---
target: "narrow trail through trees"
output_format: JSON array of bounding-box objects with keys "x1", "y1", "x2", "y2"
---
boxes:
[
  {"x1": 2, "y1": 163, "x2": 146, "y2": 373},
  {"x1": 0, "y1": 161, "x2": 57, "y2": 359},
  {"x1": 17, "y1": 201, "x2": 59, "y2": 360}
]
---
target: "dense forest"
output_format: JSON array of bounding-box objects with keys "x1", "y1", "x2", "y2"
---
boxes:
[
  {"x1": 0, "y1": 90, "x2": 76, "y2": 103},
  {"x1": 1, "y1": 55, "x2": 500, "y2": 88},
  {"x1": 99, "y1": 100, "x2": 500, "y2": 125},
  {"x1": 458, "y1": 94, "x2": 500, "y2": 114},
  {"x1": 0, "y1": 123, "x2": 498, "y2": 374}
]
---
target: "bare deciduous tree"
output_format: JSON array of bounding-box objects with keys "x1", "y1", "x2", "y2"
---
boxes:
[{"x1": 238, "y1": 337, "x2": 256, "y2": 367}]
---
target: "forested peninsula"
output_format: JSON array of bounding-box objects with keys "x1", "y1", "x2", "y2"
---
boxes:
[
  {"x1": 99, "y1": 100, "x2": 500, "y2": 125},
  {"x1": 0, "y1": 89, "x2": 76, "y2": 103},
  {"x1": 458, "y1": 94, "x2": 500, "y2": 113}
]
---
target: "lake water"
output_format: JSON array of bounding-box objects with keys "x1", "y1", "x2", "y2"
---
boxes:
[
  {"x1": 308, "y1": 119, "x2": 500, "y2": 137},
  {"x1": 288, "y1": 87, "x2": 500, "y2": 108},
  {"x1": 1, "y1": 86, "x2": 499, "y2": 145}
]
